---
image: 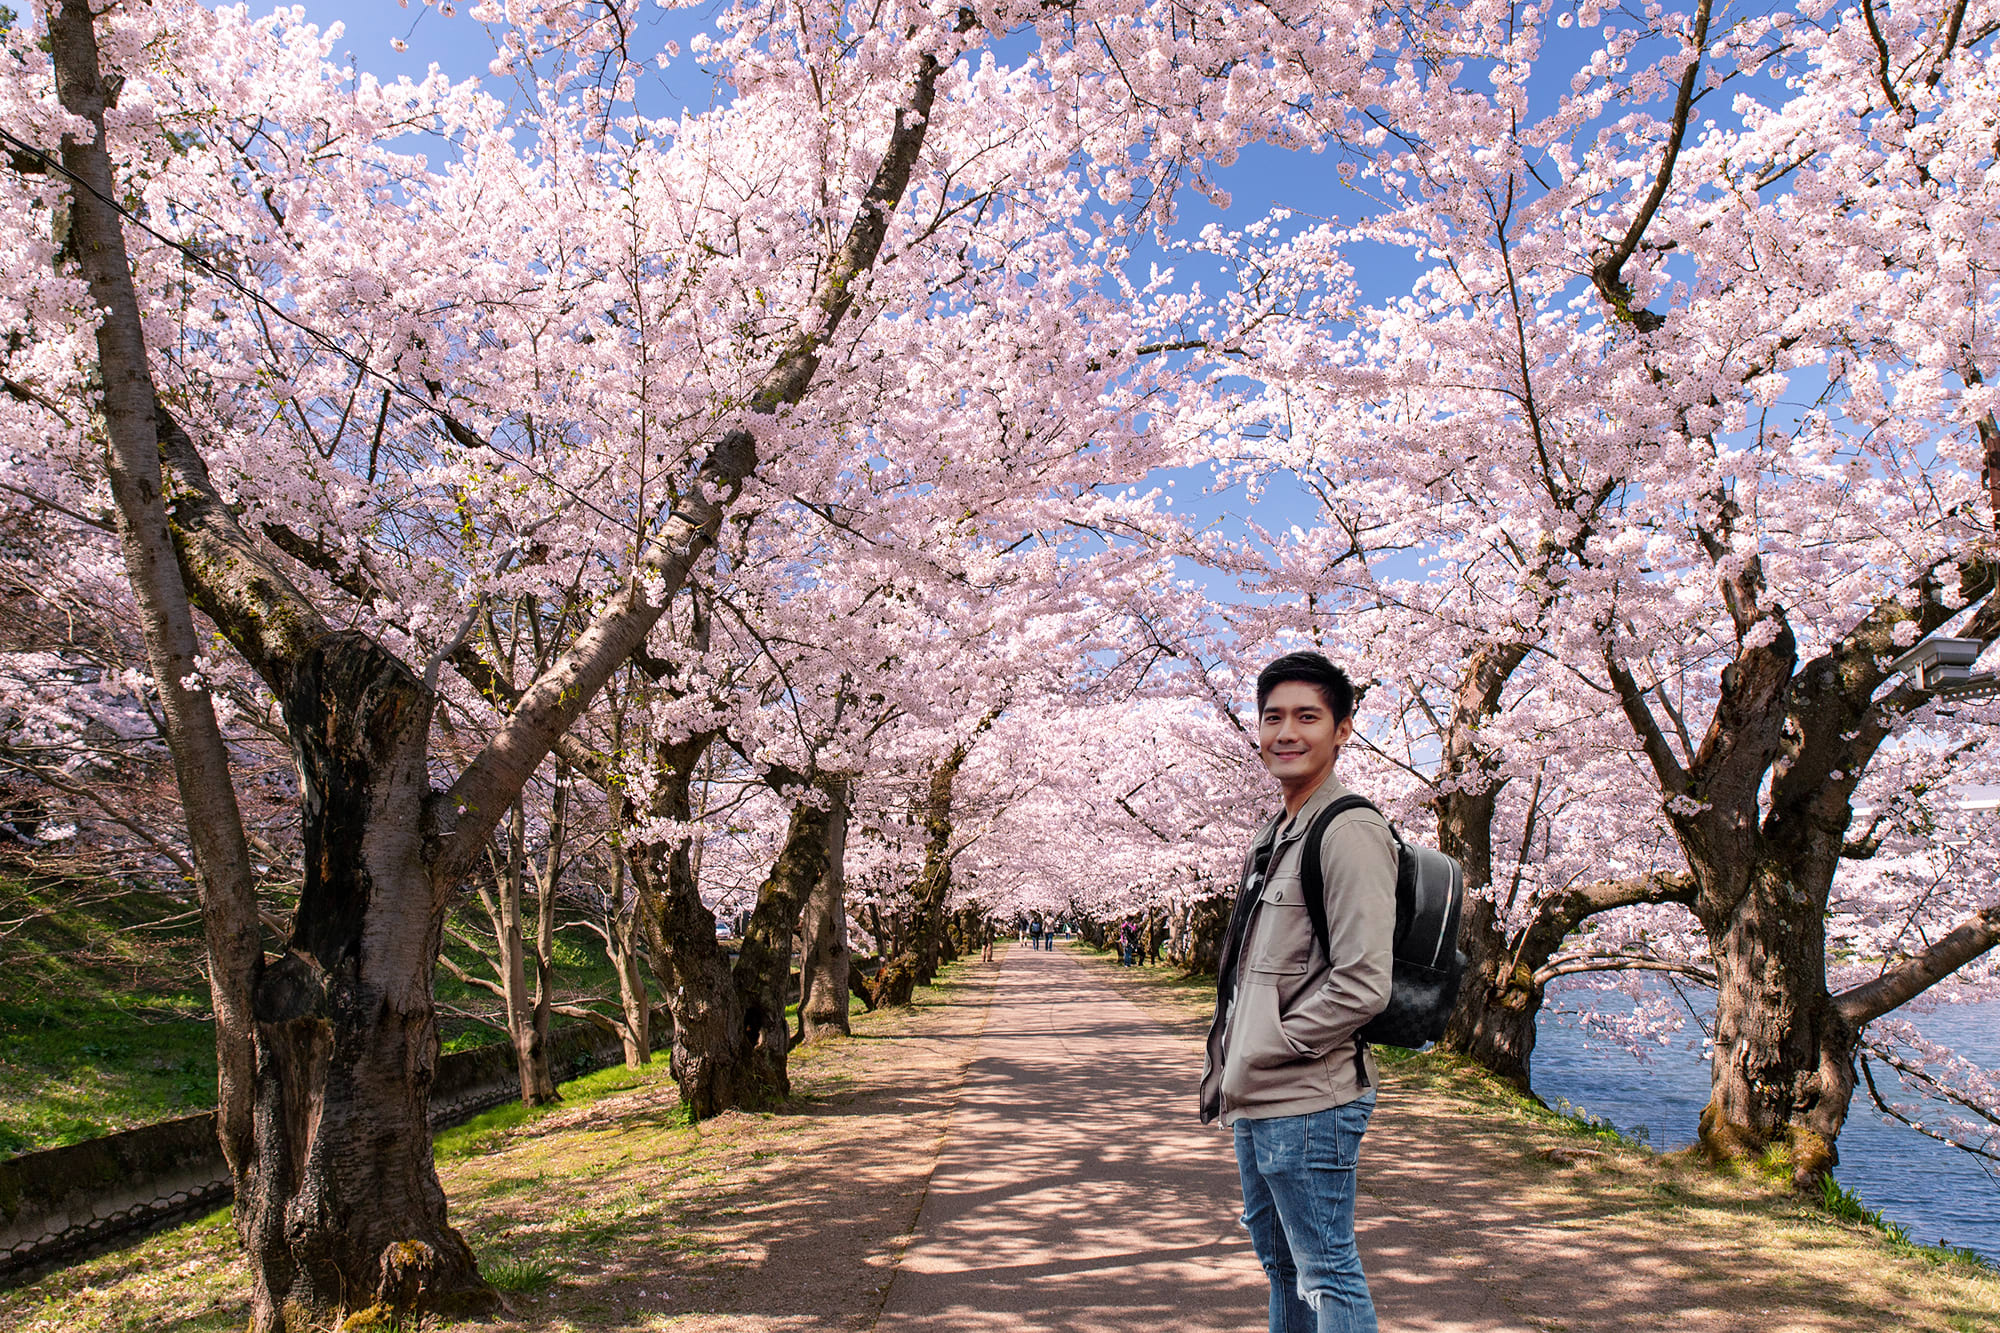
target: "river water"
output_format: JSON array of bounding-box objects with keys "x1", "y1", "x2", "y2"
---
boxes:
[{"x1": 1532, "y1": 981, "x2": 1999, "y2": 1264}]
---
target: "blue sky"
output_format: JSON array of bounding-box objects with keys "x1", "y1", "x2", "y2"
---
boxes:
[{"x1": 265, "y1": 2, "x2": 1789, "y2": 650}]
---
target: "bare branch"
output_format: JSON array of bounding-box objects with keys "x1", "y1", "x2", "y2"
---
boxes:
[{"x1": 1836, "y1": 901, "x2": 2000, "y2": 1026}]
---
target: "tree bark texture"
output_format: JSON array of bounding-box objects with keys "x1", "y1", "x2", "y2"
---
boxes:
[
  {"x1": 1439, "y1": 896, "x2": 1541, "y2": 1091},
  {"x1": 730, "y1": 799, "x2": 835, "y2": 1097},
  {"x1": 796, "y1": 779, "x2": 853, "y2": 1041},
  {"x1": 1430, "y1": 643, "x2": 1536, "y2": 1083},
  {"x1": 626, "y1": 738, "x2": 741, "y2": 1117},
  {"x1": 626, "y1": 736, "x2": 836, "y2": 1116},
  {"x1": 1696, "y1": 860, "x2": 1856, "y2": 1180},
  {"x1": 244, "y1": 634, "x2": 495, "y2": 1329},
  {"x1": 871, "y1": 744, "x2": 970, "y2": 1008},
  {"x1": 1179, "y1": 892, "x2": 1230, "y2": 974}
]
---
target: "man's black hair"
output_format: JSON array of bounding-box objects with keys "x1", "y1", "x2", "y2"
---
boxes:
[{"x1": 1256, "y1": 651, "x2": 1355, "y2": 720}]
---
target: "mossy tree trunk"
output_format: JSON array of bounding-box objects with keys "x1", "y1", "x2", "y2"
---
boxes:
[
  {"x1": 627, "y1": 744, "x2": 837, "y2": 1115},
  {"x1": 1603, "y1": 544, "x2": 2000, "y2": 1187},
  {"x1": 871, "y1": 712, "x2": 998, "y2": 1008},
  {"x1": 796, "y1": 779, "x2": 853, "y2": 1042}
]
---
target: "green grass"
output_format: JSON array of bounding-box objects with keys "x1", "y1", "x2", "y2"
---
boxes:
[
  {"x1": 0, "y1": 876, "x2": 219, "y2": 1154},
  {"x1": 1820, "y1": 1173, "x2": 1997, "y2": 1275},
  {"x1": 433, "y1": 1061, "x2": 670, "y2": 1161},
  {"x1": 480, "y1": 1252, "x2": 560, "y2": 1293},
  {"x1": 0, "y1": 873, "x2": 648, "y2": 1156}
]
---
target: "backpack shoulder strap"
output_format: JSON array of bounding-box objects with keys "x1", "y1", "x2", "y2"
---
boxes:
[{"x1": 1298, "y1": 794, "x2": 1387, "y2": 962}]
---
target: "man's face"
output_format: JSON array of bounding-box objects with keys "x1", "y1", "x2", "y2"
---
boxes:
[{"x1": 1257, "y1": 680, "x2": 1354, "y2": 792}]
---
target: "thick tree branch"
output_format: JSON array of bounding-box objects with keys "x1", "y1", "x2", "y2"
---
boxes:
[
  {"x1": 1513, "y1": 870, "x2": 1699, "y2": 979},
  {"x1": 154, "y1": 401, "x2": 332, "y2": 697},
  {"x1": 1836, "y1": 901, "x2": 2000, "y2": 1026},
  {"x1": 432, "y1": 51, "x2": 945, "y2": 887},
  {"x1": 1534, "y1": 955, "x2": 1718, "y2": 986},
  {"x1": 1603, "y1": 644, "x2": 1691, "y2": 796},
  {"x1": 1590, "y1": 0, "x2": 1714, "y2": 330},
  {"x1": 435, "y1": 948, "x2": 507, "y2": 1002},
  {"x1": 1768, "y1": 558, "x2": 1995, "y2": 835},
  {"x1": 445, "y1": 643, "x2": 614, "y2": 787}
]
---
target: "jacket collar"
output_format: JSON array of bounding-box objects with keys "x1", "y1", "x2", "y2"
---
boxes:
[{"x1": 1271, "y1": 773, "x2": 1357, "y2": 848}]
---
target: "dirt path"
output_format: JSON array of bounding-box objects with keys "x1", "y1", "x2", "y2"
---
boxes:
[
  {"x1": 6, "y1": 946, "x2": 1997, "y2": 1332},
  {"x1": 1082, "y1": 949, "x2": 2000, "y2": 1333},
  {"x1": 876, "y1": 941, "x2": 1264, "y2": 1331}
]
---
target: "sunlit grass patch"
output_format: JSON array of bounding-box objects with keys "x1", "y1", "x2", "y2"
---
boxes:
[
  {"x1": 481, "y1": 1252, "x2": 560, "y2": 1293},
  {"x1": 435, "y1": 1060, "x2": 674, "y2": 1161}
]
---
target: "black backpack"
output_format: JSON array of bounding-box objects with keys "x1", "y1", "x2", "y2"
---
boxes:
[{"x1": 1300, "y1": 795, "x2": 1467, "y2": 1049}]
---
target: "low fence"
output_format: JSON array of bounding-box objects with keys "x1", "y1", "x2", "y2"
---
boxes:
[{"x1": 0, "y1": 1018, "x2": 657, "y2": 1286}]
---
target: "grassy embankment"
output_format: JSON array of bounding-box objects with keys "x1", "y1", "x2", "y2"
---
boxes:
[
  {"x1": 0, "y1": 954, "x2": 992, "y2": 1333},
  {"x1": 1087, "y1": 945, "x2": 2000, "y2": 1333},
  {"x1": 0, "y1": 874, "x2": 635, "y2": 1156}
]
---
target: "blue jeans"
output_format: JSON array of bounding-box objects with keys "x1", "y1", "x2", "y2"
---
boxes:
[{"x1": 1233, "y1": 1094, "x2": 1377, "y2": 1333}]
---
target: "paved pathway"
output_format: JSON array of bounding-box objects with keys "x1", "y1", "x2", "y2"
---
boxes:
[{"x1": 876, "y1": 943, "x2": 1266, "y2": 1332}]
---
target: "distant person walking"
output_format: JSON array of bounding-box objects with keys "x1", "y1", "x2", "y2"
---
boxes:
[
  {"x1": 1118, "y1": 916, "x2": 1139, "y2": 966},
  {"x1": 1199, "y1": 651, "x2": 1395, "y2": 1333}
]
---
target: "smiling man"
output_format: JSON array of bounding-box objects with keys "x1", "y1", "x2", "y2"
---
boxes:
[{"x1": 1199, "y1": 651, "x2": 1396, "y2": 1333}]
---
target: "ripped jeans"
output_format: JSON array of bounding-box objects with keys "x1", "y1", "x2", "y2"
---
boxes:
[{"x1": 1232, "y1": 1093, "x2": 1377, "y2": 1333}]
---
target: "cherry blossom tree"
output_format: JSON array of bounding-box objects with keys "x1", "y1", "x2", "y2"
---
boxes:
[
  {"x1": 1214, "y1": 0, "x2": 2000, "y2": 1183},
  {"x1": 4, "y1": 0, "x2": 1424, "y2": 1318}
]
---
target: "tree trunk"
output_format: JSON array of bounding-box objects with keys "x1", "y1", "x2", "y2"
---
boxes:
[
  {"x1": 628, "y1": 742, "x2": 835, "y2": 1116},
  {"x1": 870, "y1": 951, "x2": 922, "y2": 1009},
  {"x1": 797, "y1": 780, "x2": 853, "y2": 1041},
  {"x1": 1439, "y1": 898, "x2": 1541, "y2": 1091},
  {"x1": 244, "y1": 635, "x2": 496, "y2": 1329},
  {"x1": 525, "y1": 781, "x2": 565, "y2": 1103},
  {"x1": 488, "y1": 803, "x2": 559, "y2": 1106},
  {"x1": 1181, "y1": 892, "x2": 1230, "y2": 974},
  {"x1": 871, "y1": 742, "x2": 970, "y2": 1005},
  {"x1": 730, "y1": 800, "x2": 834, "y2": 1095},
  {"x1": 46, "y1": 0, "x2": 262, "y2": 1213},
  {"x1": 1697, "y1": 863, "x2": 1855, "y2": 1185},
  {"x1": 627, "y1": 740, "x2": 743, "y2": 1118},
  {"x1": 606, "y1": 851, "x2": 653, "y2": 1066},
  {"x1": 615, "y1": 933, "x2": 653, "y2": 1066},
  {"x1": 848, "y1": 960, "x2": 879, "y2": 1013}
]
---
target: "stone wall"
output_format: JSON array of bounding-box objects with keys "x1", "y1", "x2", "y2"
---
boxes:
[{"x1": 0, "y1": 1017, "x2": 657, "y2": 1286}]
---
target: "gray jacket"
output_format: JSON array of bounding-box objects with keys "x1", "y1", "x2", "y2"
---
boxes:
[{"x1": 1198, "y1": 777, "x2": 1396, "y2": 1125}]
